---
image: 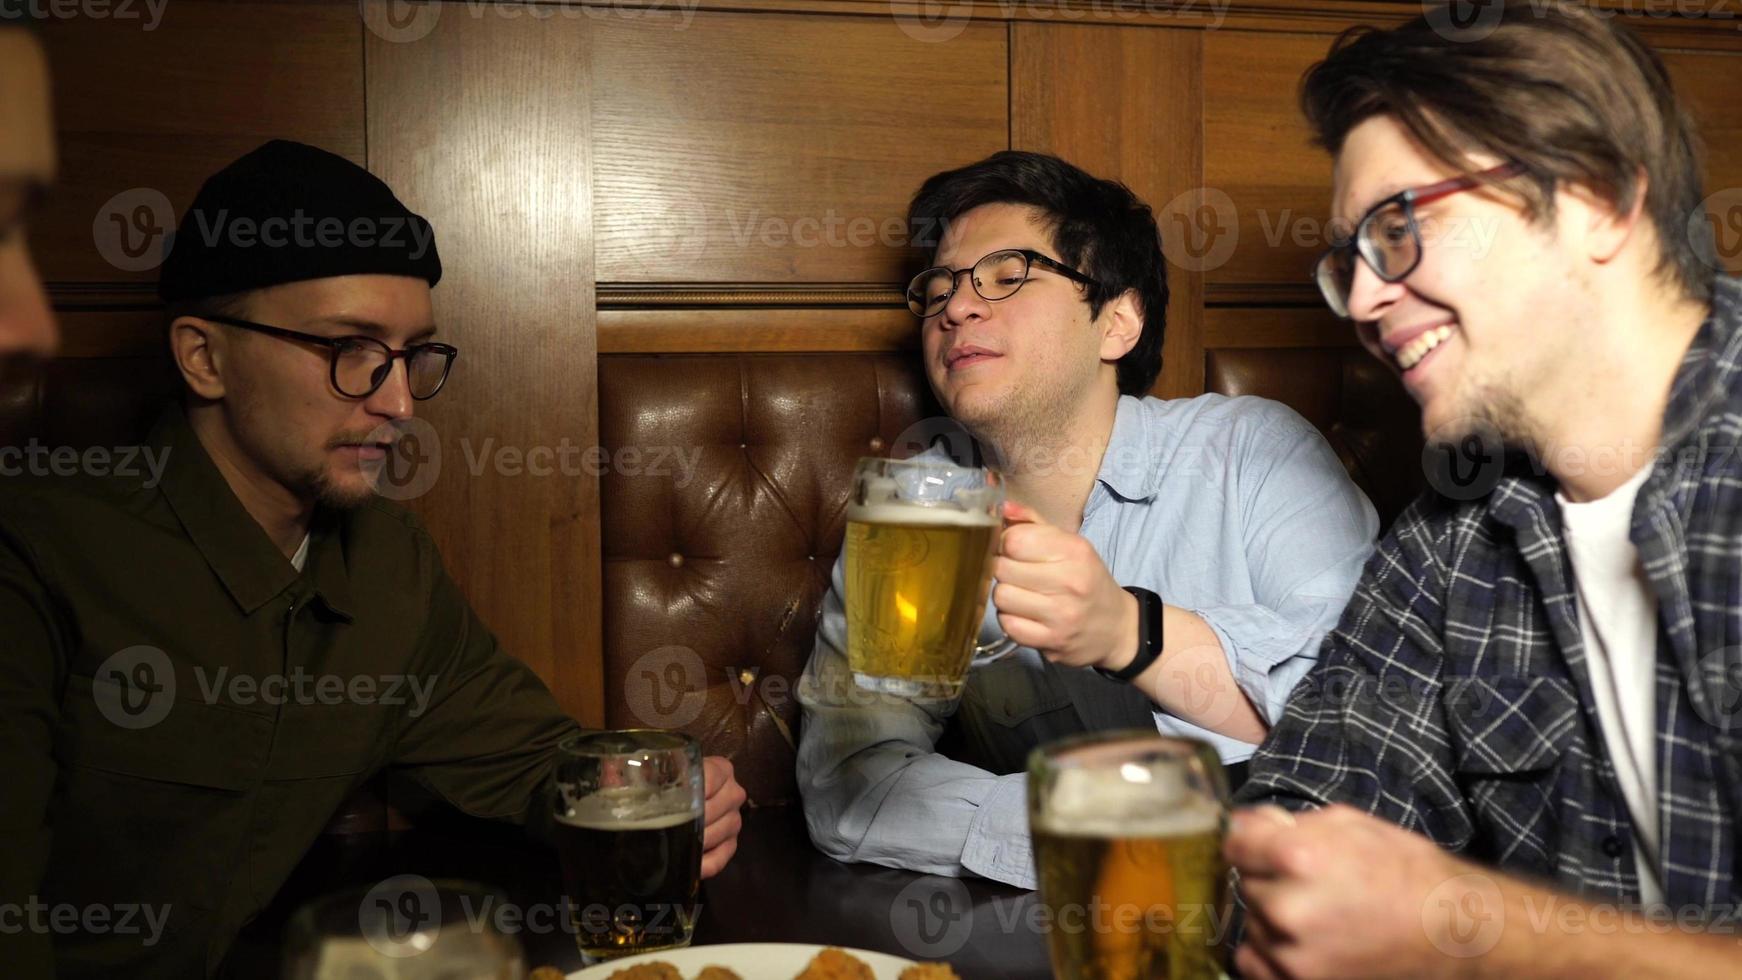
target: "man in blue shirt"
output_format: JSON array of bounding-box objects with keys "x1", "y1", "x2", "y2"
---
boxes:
[{"x1": 796, "y1": 151, "x2": 1378, "y2": 888}]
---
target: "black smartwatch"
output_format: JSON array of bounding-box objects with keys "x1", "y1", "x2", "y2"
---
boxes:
[{"x1": 1094, "y1": 586, "x2": 1164, "y2": 684}]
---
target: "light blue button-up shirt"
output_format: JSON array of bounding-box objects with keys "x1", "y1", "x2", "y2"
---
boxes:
[{"x1": 796, "y1": 393, "x2": 1379, "y2": 888}]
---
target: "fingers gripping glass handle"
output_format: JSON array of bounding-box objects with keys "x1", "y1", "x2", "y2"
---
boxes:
[
  {"x1": 972, "y1": 634, "x2": 1019, "y2": 664},
  {"x1": 972, "y1": 579, "x2": 1018, "y2": 665}
]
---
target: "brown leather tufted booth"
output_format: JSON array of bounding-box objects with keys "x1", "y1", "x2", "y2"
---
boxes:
[
  {"x1": 0, "y1": 350, "x2": 179, "y2": 451},
  {"x1": 596, "y1": 348, "x2": 1423, "y2": 807}
]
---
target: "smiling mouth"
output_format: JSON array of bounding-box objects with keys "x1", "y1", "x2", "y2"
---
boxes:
[{"x1": 1394, "y1": 325, "x2": 1455, "y2": 372}]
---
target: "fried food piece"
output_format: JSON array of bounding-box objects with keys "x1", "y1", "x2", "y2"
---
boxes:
[
  {"x1": 528, "y1": 969, "x2": 567, "y2": 980},
  {"x1": 898, "y1": 965, "x2": 961, "y2": 980},
  {"x1": 604, "y1": 963, "x2": 683, "y2": 980},
  {"x1": 695, "y1": 968, "x2": 744, "y2": 980},
  {"x1": 794, "y1": 946, "x2": 875, "y2": 980}
]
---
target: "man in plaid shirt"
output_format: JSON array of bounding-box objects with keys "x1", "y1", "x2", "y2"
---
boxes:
[{"x1": 1224, "y1": 3, "x2": 1742, "y2": 977}]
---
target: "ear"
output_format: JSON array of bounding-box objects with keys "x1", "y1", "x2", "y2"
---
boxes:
[
  {"x1": 1097, "y1": 288, "x2": 1144, "y2": 362},
  {"x1": 1563, "y1": 169, "x2": 1648, "y2": 267},
  {"x1": 169, "y1": 316, "x2": 228, "y2": 401}
]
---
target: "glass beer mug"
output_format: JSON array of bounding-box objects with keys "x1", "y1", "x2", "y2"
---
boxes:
[
  {"x1": 843, "y1": 456, "x2": 1019, "y2": 700},
  {"x1": 552, "y1": 730, "x2": 705, "y2": 964},
  {"x1": 1029, "y1": 732, "x2": 1233, "y2": 980}
]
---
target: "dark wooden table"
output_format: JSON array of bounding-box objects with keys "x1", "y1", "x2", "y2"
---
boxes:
[{"x1": 228, "y1": 804, "x2": 1054, "y2": 978}]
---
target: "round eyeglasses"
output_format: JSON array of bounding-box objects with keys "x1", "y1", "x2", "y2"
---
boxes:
[
  {"x1": 906, "y1": 248, "x2": 1100, "y2": 319},
  {"x1": 202, "y1": 314, "x2": 458, "y2": 400},
  {"x1": 1314, "y1": 161, "x2": 1526, "y2": 319}
]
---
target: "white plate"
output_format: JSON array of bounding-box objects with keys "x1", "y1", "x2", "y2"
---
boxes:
[{"x1": 566, "y1": 942, "x2": 919, "y2": 979}]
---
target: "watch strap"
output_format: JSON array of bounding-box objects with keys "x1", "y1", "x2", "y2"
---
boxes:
[{"x1": 1095, "y1": 586, "x2": 1164, "y2": 684}]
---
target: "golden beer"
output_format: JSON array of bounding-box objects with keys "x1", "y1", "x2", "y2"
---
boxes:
[
  {"x1": 1030, "y1": 734, "x2": 1232, "y2": 980},
  {"x1": 1032, "y1": 820, "x2": 1229, "y2": 980},
  {"x1": 844, "y1": 502, "x2": 999, "y2": 700}
]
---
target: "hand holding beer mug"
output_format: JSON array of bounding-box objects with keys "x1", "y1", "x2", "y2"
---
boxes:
[
  {"x1": 553, "y1": 731, "x2": 704, "y2": 963},
  {"x1": 845, "y1": 457, "x2": 1018, "y2": 700},
  {"x1": 1029, "y1": 732, "x2": 1232, "y2": 980}
]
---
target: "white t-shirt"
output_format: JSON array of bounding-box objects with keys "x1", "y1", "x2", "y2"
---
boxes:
[
  {"x1": 1556, "y1": 463, "x2": 1664, "y2": 904},
  {"x1": 290, "y1": 533, "x2": 311, "y2": 573}
]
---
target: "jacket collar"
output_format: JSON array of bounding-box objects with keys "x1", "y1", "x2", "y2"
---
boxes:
[{"x1": 152, "y1": 404, "x2": 354, "y2": 620}]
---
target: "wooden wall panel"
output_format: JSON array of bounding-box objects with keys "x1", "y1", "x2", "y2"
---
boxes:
[
  {"x1": 1012, "y1": 24, "x2": 1206, "y2": 400},
  {"x1": 1665, "y1": 51, "x2": 1742, "y2": 278},
  {"x1": 366, "y1": 2, "x2": 603, "y2": 726},
  {"x1": 37, "y1": 0, "x2": 364, "y2": 287},
  {"x1": 591, "y1": 12, "x2": 1007, "y2": 284},
  {"x1": 1202, "y1": 29, "x2": 1330, "y2": 302}
]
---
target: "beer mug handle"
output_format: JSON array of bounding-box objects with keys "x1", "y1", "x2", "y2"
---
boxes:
[{"x1": 971, "y1": 633, "x2": 1019, "y2": 665}]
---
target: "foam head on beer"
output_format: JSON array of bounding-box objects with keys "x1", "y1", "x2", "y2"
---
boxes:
[{"x1": 1031, "y1": 758, "x2": 1224, "y2": 839}]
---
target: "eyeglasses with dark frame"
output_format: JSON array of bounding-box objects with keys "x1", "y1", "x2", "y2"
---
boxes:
[
  {"x1": 201, "y1": 313, "x2": 458, "y2": 401},
  {"x1": 1313, "y1": 161, "x2": 1527, "y2": 319},
  {"x1": 906, "y1": 248, "x2": 1101, "y2": 319}
]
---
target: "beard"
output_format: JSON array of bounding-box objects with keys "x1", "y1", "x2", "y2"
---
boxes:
[
  {"x1": 1430, "y1": 366, "x2": 1546, "y2": 457},
  {"x1": 294, "y1": 428, "x2": 401, "y2": 512},
  {"x1": 308, "y1": 467, "x2": 377, "y2": 511},
  {"x1": 946, "y1": 361, "x2": 1099, "y2": 475}
]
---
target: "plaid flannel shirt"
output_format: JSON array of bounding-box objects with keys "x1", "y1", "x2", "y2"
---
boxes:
[{"x1": 1238, "y1": 276, "x2": 1742, "y2": 915}]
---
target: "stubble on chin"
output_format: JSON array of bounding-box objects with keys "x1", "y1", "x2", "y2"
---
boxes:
[{"x1": 303, "y1": 461, "x2": 376, "y2": 512}]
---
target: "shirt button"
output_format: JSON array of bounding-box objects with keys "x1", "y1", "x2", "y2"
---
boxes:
[
  {"x1": 1601, "y1": 834, "x2": 1626, "y2": 859},
  {"x1": 667, "y1": 553, "x2": 684, "y2": 568}
]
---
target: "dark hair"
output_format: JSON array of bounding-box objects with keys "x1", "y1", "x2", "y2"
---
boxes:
[
  {"x1": 906, "y1": 151, "x2": 1169, "y2": 396},
  {"x1": 1300, "y1": 0, "x2": 1711, "y2": 303}
]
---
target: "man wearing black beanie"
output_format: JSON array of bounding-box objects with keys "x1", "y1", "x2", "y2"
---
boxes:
[{"x1": 0, "y1": 140, "x2": 746, "y2": 978}]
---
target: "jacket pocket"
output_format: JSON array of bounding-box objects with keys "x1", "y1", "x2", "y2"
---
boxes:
[
  {"x1": 1442, "y1": 675, "x2": 1579, "y2": 775},
  {"x1": 51, "y1": 673, "x2": 272, "y2": 912}
]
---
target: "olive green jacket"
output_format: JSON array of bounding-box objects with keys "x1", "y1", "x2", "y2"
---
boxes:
[{"x1": 0, "y1": 406, "x2": 581, "y2": 977}]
